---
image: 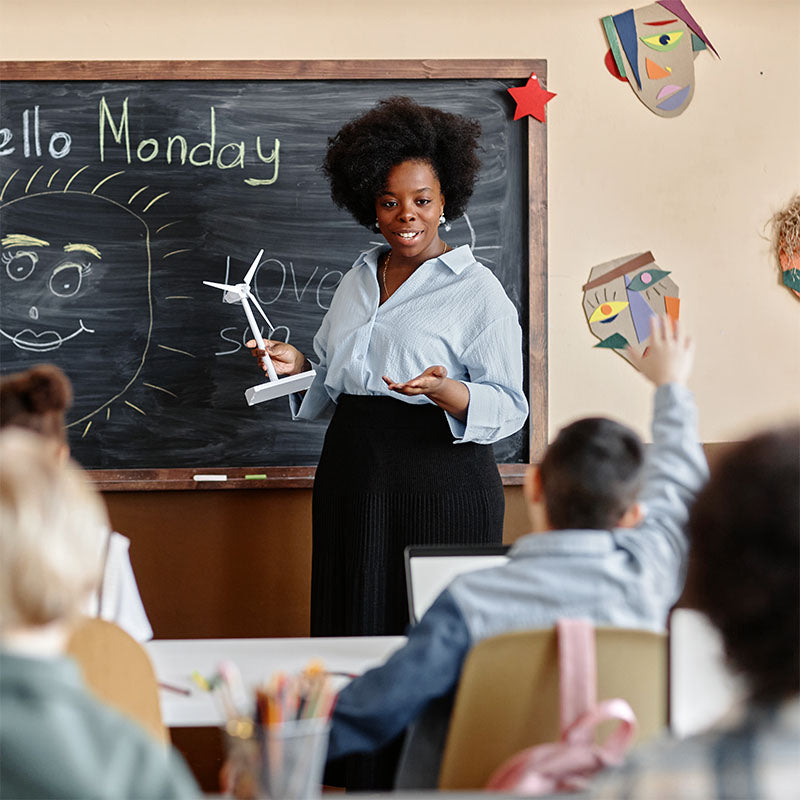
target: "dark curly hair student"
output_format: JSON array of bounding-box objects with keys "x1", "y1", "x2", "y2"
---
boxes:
[{"x1": 322, "y1": 96, "x2": 482, "y2": 229}]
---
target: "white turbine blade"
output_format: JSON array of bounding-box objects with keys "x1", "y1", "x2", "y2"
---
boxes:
[
  {"x1": 245, "y1": 289, "x2": 275, "y2": 333},
  {"x1": 203, "y1": 280, "x2": 238, "y2": 292},
  {"x1": 243, "y1": 249, "x2": 264, "y2": 286}
]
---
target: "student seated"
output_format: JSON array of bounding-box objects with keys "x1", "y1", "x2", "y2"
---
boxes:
[
  {"x1": 591, "y1": 423, "x2": 799, "y2": 800},
  {"x1": 0, "y1": 364, "x2": 153, "y2": 641},
  {"x1": 326, "y1": 316, "x2": 708, "y2": 788},
  {"x1": 0, "y1": 429, "x2": 200, "y2": 799}
]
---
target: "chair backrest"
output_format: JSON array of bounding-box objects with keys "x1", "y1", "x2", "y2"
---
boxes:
[
  {"x1": 66, "y1": 616, "x2": 168, "y2": 743},
  {"x1": 437, "y1": 626, "x2": 666, "y2": 790}
]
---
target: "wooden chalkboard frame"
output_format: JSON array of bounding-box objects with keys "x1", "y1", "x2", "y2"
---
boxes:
[{"x1": 0, "y1": 59, "x2": 547, "y2": 490}]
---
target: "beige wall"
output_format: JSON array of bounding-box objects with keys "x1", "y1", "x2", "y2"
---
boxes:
[{"x1": 3, "y1": 0, "x2": 797, "y2": 443}]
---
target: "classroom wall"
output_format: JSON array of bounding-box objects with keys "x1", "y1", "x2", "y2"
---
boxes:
[
  {"x1": 3, "y1": 0, "x2": 798, "y2": 442},
  {"x1": 2, "y1": 0, "x2": 798, "y2": 637}
]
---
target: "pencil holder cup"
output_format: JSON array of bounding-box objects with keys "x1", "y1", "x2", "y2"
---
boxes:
[{"x1": 225, "y1": 718, "x2": 330, "y2": 799}]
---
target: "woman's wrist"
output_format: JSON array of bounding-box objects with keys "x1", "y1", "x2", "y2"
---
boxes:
[{"x1": 425, "y1": 378, "x2": 469, "y2": 421}]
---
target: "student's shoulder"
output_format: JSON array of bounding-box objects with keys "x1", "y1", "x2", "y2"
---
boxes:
[{"x1": 81, "y1": 699, "x2": 199, "y2": 796}]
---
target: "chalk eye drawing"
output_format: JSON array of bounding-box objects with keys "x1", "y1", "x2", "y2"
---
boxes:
[
  {"x1": 0, "y1": 166, "x2": 180, "y2": 434},
  {"x1": 582, "y1": 251, "x2": 680, "y2": 366}
]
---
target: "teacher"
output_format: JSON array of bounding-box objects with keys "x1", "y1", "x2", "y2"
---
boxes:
[{"x1": 249, "y1": 96, "x2": 528, "y2": 637}]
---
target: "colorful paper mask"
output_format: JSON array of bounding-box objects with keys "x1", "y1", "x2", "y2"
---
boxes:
[
  {"x1": 602, "y1": 0, "x2": 718, "y2": 117},
  {"x1": 583, "y1": 251, "x2": 680, "y2": 365},
  {"x1": 769, "y1": 194, "x2": 800, "y2": 300}
]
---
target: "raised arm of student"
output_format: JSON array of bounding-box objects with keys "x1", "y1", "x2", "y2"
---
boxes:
[{"x1": 621, "y1": 315, "x2": 708, "y2": 594}]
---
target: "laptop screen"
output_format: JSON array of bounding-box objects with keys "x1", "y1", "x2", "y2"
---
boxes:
[{"x1": 404, "y1": 544, "x2": 510, "y2": 625}]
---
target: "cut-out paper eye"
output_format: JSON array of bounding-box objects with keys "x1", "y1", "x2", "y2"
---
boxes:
[
  {"x1": 640, "y1": 30, "x2": 684, "y2": 51},
  {"x1": 588, "y1": 300, "x2": 629, "y2": 324},
  {"x1": 627, "y1": 268, "x2": 671, "y2": 292}
]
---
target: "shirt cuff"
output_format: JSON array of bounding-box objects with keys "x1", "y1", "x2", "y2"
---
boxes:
[
  {"x1": 445, "y1": 381, "x2": 527, "y2": 445},
  {"x1": 287, "y1": 364, "x2": 334, "y2": 421}
]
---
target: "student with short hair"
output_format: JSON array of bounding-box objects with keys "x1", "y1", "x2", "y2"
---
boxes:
[
  {"x1": 0, "y1": 429, "x2": 200, "y2": 799},
  {"x1": 0, "y1": 364, "x2": 153, "y2": 642},
  {"x1": 591, "y1": 424, "x2": 800, "y2": 800},
  {"x1": 326, "y1": 316, "x2": 708, "y2": 788}
]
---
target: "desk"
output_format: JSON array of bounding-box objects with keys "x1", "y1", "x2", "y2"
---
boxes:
[{"x1": 146, "y1": 636, "x2": 406, "y2": 727}]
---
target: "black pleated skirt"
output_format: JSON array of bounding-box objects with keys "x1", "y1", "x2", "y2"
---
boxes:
[{"x1": 311, "y1": 394, "x2": 504, "y2": 637}]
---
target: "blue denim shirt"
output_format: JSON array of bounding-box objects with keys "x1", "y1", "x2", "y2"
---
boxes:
[
  {"x1": 328, "y1": 383, "x2": 708, "y2": 784},
  {"x1": 291, "y1": 244, "x2": 528, "y2": 445}
]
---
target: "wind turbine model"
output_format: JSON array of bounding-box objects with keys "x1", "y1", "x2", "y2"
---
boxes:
[{"x1": 204, "y1": 249, "x2": 316, "y2": 405}]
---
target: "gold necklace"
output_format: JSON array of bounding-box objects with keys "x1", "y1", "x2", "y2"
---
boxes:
[{"x1": 381, "y1": 241, "x2": 448, "y2": 299}]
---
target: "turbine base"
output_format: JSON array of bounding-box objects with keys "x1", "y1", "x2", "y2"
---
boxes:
[{"x1": 245, "y1": 370, "x2": 316, "y2": 405}]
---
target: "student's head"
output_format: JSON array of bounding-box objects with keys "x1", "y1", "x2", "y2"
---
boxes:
[
  {"x1": 0, "y1": 429, "x2": 107, "y2": 634},
  {"x1": 0, "y1": 363, "x2": 72, "y2": 454},
  {"x1": 322, "y1": 96, "x2": 482, "y2": 230},
  {"x1": 527, "y1": 417, "x2": 645, "y2": 531},
  {"x1": 687, "y1": 425, "x2": 800, "y2": 704}
]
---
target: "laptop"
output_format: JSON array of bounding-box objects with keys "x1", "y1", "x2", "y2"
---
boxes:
[{"x1": 404, "y1": 544, "x2": 511, "y2": 625}]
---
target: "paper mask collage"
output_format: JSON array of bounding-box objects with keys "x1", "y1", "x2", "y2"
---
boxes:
[
  {"x1": 582, "y1": 252, "x2": 680, "y2": 366},
  {"x1": 584, "y1": 2, "x2": 709, "y2": 363},
  {"x1": 601, "y1": 0, "x2": 718, "y2": 117},
  {"x1": 769, "y1": 195, "x2": 800, "y2": 300}
]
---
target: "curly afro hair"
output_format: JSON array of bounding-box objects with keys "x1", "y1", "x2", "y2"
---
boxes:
[
  {"x1": 322, "y1": 96, "x2": 482, "y2": 229},
  {"x1": 687, "y1": 425, "x2": 800, "y2": 704},
  {"x1": 0, "y1": 364, "x2": 73, "y2": 443}
]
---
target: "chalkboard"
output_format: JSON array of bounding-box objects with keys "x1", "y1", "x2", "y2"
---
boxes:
[{"x1": 0, "y1": 61, "x2": 547, "y2": 487}]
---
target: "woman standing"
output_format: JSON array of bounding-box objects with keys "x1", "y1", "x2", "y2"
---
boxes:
[{"x1": 250, "y1": 97, "x2": 528, "y2": 637}]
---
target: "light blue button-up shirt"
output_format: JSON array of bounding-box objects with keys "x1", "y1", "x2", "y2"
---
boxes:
[{"x1": 291, "y1": 244, "x2": 528, "y2": 445}]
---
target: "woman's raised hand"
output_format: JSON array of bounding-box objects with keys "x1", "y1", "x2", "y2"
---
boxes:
[{"x1": 246, "y1": 339, "x2": 308, "y2": 376}]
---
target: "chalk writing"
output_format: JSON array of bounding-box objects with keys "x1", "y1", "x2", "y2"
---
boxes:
[
  {"x1": 0, "y1": 106, "x2": 72, "y2": 159},
  {"x1": 98, "y1": 97, "x2": 279, "y2": 186}
]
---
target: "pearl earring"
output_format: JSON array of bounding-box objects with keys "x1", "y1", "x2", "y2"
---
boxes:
[
  {"x1": 374, "y1": 219, "x2": 380, "y2": 232},
  {"x1": 439, "y1": 214, "x2": 446, "y2": 225}
]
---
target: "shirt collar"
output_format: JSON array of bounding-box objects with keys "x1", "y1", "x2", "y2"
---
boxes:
[
  {"x1": 509, "y1": 530, "x2": 617, "y2": 557},
  {"x1": 355, "y1": 243, "x2": 474, "y2": 275}
]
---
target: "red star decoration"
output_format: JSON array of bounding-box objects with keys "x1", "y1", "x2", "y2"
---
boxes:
[{"x1": 508, "y1": 73, "x2": 557, "y2": 123}]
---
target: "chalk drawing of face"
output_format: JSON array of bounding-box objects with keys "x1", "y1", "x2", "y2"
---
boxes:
[
  {"x1": 0, "y1": 189, "x2": 152, "y2": 427},
  {"x1": 602, "y1": 0, "x2": 718, "y2": 117},
  {"x1": 583, "y1": 252, "x2": 679, "y2": 365}
]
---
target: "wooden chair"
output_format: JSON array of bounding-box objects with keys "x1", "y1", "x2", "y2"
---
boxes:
[
  {"x1": 66, "y1": 617, "x2": 168, "y2": 743},
  {"x1": 437, "y1": 626, "x2": 667, "y2": 790}
]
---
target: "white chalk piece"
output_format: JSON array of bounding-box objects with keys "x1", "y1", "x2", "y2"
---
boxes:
[
  {"x1": 193, "y1": 474, "x2": 228, "y2": 481},
  {"x1": 245, "y1": 369, "x2": 316, "y2": 405}
]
